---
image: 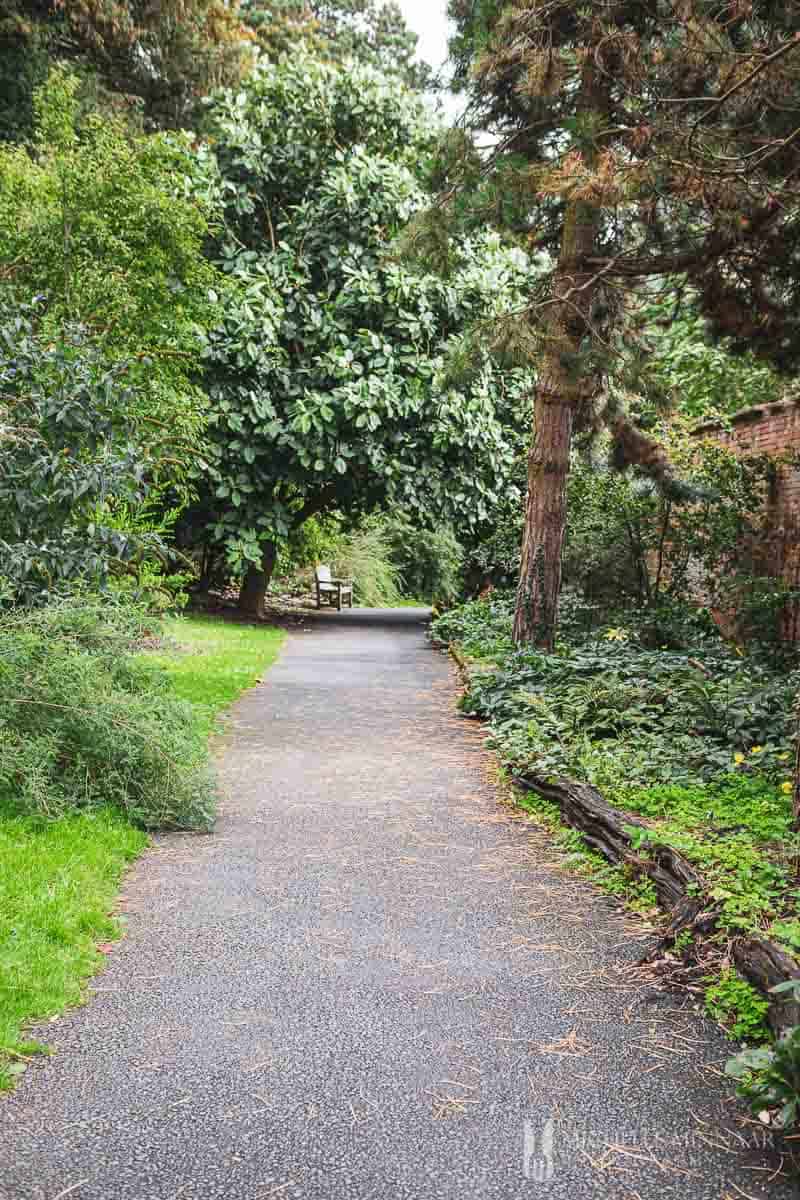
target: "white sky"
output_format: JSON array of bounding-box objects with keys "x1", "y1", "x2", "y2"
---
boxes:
[
  {"x1": 394, "y1": 0, "x2": 465, "y2": 122},
  {"x1": 394, "y1": 0, "x2": 452, "y2": 75}
]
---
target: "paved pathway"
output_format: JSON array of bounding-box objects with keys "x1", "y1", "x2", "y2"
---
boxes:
[{"x1": 1, "y1": 610, "x2": 795, "y2": 1198}]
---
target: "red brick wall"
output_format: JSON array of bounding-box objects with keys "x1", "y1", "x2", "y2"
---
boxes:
[{"x1": 694, "y1": 398, "x2": 800, "y2": 639}]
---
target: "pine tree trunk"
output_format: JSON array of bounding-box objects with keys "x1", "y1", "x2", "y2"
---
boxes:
[
  {"x1": 512, "y1": 199, "x2": 596, "y2": 649},
  {"x1": 237, "y1": 541, "x2": 277, "y2": 619},
  {"x1": 512, "y1": 53, "x2": 606, "y2": 648},
  {"x1": 513, "y1": 369, "x2": 575, "y2": 649}
]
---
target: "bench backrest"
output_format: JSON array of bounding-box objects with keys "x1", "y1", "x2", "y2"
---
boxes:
[{"x1": 315, "y1": 564, "x2": 332, "y2": 583}]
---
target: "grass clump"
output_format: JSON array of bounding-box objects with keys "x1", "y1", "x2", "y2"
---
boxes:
[
  {"x1": 330, "y1": 523, "x2": 402, "y2": 608},
  {"x1": 0, "y1": 597, "x2": 216, "y2": 831}
]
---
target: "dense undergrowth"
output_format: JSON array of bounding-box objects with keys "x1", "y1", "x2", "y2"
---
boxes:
[{"x1": 433, "y1": 593, "x2": 799, "y2": 958}]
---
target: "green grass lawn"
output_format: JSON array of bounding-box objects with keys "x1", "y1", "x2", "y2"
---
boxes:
[
  {"x1": 0, "y1": 808, "x2": 146, "y2": 1087},
  {"x1": 0, "y1": 613, "x2": 284, "y2": 1088},
  {"x1": 150, "y1": 615, "x2": 285, "y2": 736}
]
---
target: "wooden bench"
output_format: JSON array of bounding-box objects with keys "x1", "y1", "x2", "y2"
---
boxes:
[{"x1": 314, "y1": 564, "x2": 353, "y2": 611}]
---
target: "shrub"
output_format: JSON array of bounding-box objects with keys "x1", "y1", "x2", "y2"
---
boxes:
[
  {"x1": 561, "y1": 437, "x2": 797, "y2": 658},
  {"x1": 430, "y1": 592, "x2": 516, "y2": 659},
  {"x1": 381, "y1": 517, "x2": 463, "y2": 603},
  {"x1": 460, "y1": 513, "x2": 523, "y2": 594},
  {"x1": 272, "y1": 516, "x2": 342, "y2": 584},
  {"x1": 329, "y1": 523, "x2": 402, "y2": 608},
  {"x1": 0, "y1": 68, "x2": 221, "y2": 449},
  {"x1": 437, "y1": 601, "x2": 800, "y2": 792},
  {"x1": 0, "y1": 304, "x2": 171, "y2": 605},
  {"x1": 0, "y1": 596, "x2": 215, "y2": 830}
]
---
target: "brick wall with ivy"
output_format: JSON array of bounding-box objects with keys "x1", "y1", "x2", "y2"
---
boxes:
[{"x1": 694, "y1": 398, "x2": 800, "y2": 640}]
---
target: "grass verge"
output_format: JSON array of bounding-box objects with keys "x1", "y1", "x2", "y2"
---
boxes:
[
  {"x1": 0, "y1": 612, "x2": 285, "y2": 1089},
  {"x1": 150, "y1": 615, "x2": 285, "y2": 736},
  {"x1": 0, "y1": 808, "x2": 146, "y2": 1088}
]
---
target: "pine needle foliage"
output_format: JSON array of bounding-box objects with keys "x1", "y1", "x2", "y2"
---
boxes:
[{"x1": 0, "y1": 1, "x2": 254, "y2": 133}]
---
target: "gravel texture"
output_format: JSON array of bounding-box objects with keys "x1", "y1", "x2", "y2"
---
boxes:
[{"x1": 1, "y1": 608, "x2": 795, "y2": 1198}]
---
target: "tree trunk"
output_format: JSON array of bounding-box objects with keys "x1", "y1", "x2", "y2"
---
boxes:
[
  {"x1": 235, "y1": 488, "x2": 335, "y2": 620},
  {"x1": 512, "y1": 56, "x2": 605, "y2": 648},
  {"x1": 513, "y1": 373, "x2": 575, "y2": 648},
  {"x1": 512, "y1": 198, "x2": 597, "y2": 648},
  {"x1": 237, "y1": 541, "x2": 277, "y2": 619}
]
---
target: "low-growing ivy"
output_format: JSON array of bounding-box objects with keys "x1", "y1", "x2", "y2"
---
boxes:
[
  {"x1": 434, "y1": 597, "x2": 800, "y2": 949},
  {"x1": 705, "y1": 970, "x2": 771, "y2": 1043}
]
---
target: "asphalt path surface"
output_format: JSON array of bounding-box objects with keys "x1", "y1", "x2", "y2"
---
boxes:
[{"x1": 2, "y1": 608, "x2": 796, "y2": 1198}]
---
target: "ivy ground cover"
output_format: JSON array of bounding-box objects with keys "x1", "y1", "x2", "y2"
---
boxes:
[{"x1": 432, "y1": 595, "x2": 800, "y2": 964}]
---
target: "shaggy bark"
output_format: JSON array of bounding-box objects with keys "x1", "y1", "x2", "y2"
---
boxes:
[
  {"x1": 734, "y1": 937, "x2": 800, "y2": 1036},
  {"x1": 516, "y1": 774, "x2": 707, "y2": 911},
  {"x1": 514, "y1": 378, "x2": 574, "y2": 648}
]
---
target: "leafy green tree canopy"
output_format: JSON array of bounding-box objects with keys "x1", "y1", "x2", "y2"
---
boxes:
[
  {"x1": 0, "y1": 0, "x2": 429, "y2": 141},
  {"x1": 636, "y1": 293, "x2": 781, "y2": 424},
  {"x1": 189, "y1": 55, "x2": 532, "y2": 613},
  {"x1": 0, "y1": 304, "x2": 161, "y2": 603},
  {"x1": 0, "y1": 68, "x2": 226, "y2": 478},
  {"x1": 241, "y1": 0, "x2": 431, "y2": 89}
]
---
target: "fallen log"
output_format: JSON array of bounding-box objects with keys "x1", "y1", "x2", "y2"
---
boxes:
[
  {"x1": 515, "y1": 772, "x2": 800, "y2": 1035},
  {"x1": 734, "y1": 937, "x2": 800, "y2": 1036},
  {"x1": 515, "y1": 774, "x2": 707, "y2": 914},
  {"x1": 448, "y1": 641, "x2": 469, "y2": 677}
]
